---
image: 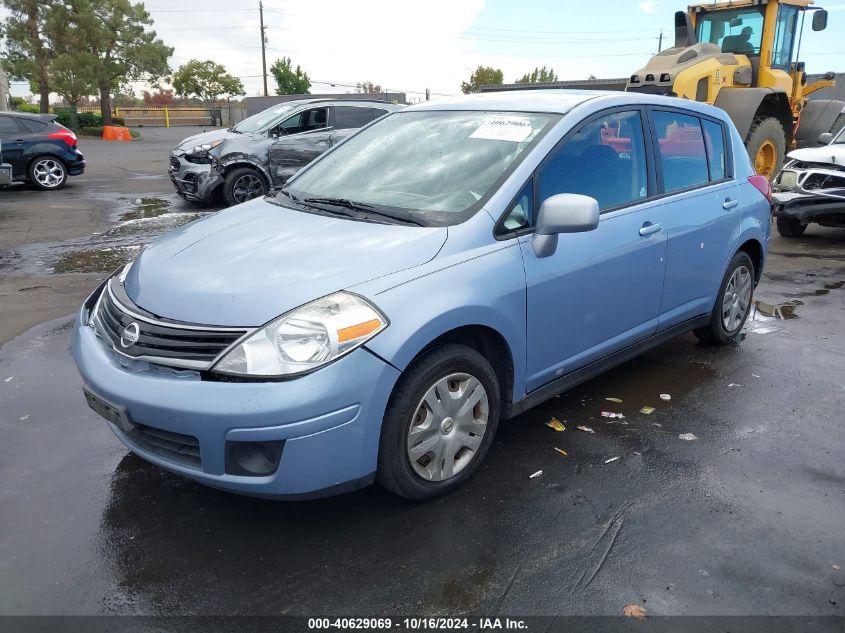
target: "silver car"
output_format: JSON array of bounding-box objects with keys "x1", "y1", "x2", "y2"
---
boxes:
[{"x1": 169, "y1": 99, "x2": 403, "y2": 207}]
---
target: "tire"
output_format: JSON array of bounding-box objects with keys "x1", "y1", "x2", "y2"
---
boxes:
[
  {"x1": 694, "y1": 251, "x2": 755, "y2": 346},
  {"x1": 376, "y1": 344, "x2": 501, "y2": 500},
  {"x1": 28, "y1": 155, "x2": 68, "y2": 190},
  {"x1": 222, "y1": 167, "x2": 267, "y2": 206},
  {"x1": 745, "y1": 117, "x2": 786, "y2": 181},
  {"x1": 776, "y1": 215, "x2": 807, "y2": 238}
]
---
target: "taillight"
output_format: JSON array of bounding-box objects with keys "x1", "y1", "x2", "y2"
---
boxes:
[
  {"x1": 48, "y1": 128, "x2": 77, "y2": 149},
  {"x1": 747, "y1": 175, "x2": 771, "y2": 203}
]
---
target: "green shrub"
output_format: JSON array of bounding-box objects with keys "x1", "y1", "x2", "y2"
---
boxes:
[
  {"x1": 77, "y1": 112, "x2": 102, "y2": 128},
  {"x1": 55, "y1": 110, "x2": 75, "y2": 128},
  {"x1": 15, "y1": 103, "x2": 40, "y2": 114},
  {"x1": 113, "y1": 116, "x2": 126, "y2": 126}
]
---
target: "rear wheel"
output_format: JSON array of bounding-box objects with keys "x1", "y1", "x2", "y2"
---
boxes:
[
  {"x1": 746, "y1": 117, "x2": 786, "y2": 181},
  {"x1": 694, "y1": 251, "x2": 755, "y2": 346},
  {"x1": 28, "y1": 156, "x2": 68, "y2": 190},
  {"x1": 776, "y1": 215, "x2": 807, "y2": 238},
  {"x1": 222, "y1": 167, "x2": 267, "y2": 206},
  {"x1": 377, "y1": 344, "x2": 500, "y2": 500}
]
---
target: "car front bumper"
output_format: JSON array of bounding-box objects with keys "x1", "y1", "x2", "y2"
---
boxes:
[
  {"x1": 772, "y1": 166, "x2": 845, "y2": 223},
  {"x1": 71, "y1": 301, "x2": 400, "y2": 498},
  {"x1": 169, "y1": 152, "x2": 222, "y2": 203}
]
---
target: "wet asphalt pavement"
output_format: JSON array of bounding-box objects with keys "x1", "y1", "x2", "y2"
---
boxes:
[{"x1": 1, "y1": 129, "x2": 844, "y2": 625}]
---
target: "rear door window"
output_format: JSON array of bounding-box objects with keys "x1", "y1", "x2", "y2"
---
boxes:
[
  {"x1": 702, "y1": 119, "x2": 728, "y2": 181},
  {"x1": 333, "y1": 106, "x2": 387, "y2": 129},
  {"x1": 651, "y1": 110, "x2": 710, "y2": 192}
]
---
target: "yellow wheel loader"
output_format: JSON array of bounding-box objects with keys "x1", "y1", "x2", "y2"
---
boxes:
[{"x1": 627, "y1": 0, "x2": 845, "y2": 180}]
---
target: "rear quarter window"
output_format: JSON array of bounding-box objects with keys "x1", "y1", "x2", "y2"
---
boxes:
[
  {"x1": 333, "y1": 106, "x2": 387, "y2": 129},
  {"x1": 19, "y1": 118, "x2": 48, "y2": 133}
]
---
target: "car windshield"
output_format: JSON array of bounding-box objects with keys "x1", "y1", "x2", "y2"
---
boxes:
[
  {"x1": 232, "y1": 103, "x2": 300, "y2": 133},
  {"x1": 834, "y1": 127, "x2": 845, "y2": 144},
  {"x1": 285, "y1": 110, "x2": 556, "y2": 222}
]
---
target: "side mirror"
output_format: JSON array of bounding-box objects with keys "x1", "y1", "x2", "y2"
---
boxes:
[
  {"x1": 818, "y1": 132, "x2": 834, "y2": 145},
  {"x1": 812, "y1": 9, "x2": 828, "y2": 31},
  {"x1": 729, "y1": 17, "x2": 743, "y2": 27},
  {"x1": 532, "y1": 194, "x2": 600, "y2": 258}
]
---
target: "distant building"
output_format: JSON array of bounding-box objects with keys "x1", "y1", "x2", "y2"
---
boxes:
[
  {"x1": 479, "y1": 78, "x2": 628, "y2": 93},
  {"x1": 0, "y1": 67, "x2": 11, "y2": 111}
]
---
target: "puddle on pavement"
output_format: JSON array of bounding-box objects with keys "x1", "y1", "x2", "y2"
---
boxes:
[
  {"x1": 518, "y1": 339, "x2": 718, "y2": 436},
  {"x1": 0, "y1": 193, "x2": 212, "y2": 275},
  {"x1": 118, "y1": 197, "x2": 171, "y2": 221}
]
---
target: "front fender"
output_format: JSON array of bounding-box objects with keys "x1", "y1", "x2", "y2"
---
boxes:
[
  {"x1": 363, "y1": 243, "x2": 528, "y2": 403},
  {"x1": 217, "y1": 155, "x2": 273, "y2": 185}
]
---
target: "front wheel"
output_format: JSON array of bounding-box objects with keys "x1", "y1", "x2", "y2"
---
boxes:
[
  {"x1": 776, "y1": 215, "x2": 807, "y2": 238},
  {"x1": 694, "y1": 251, "x2": 755, "y2": 346},
  {"x1": 746, "y1": 117, "x2": 786, "y2": 181},
  {"x1": 28, "y1": 156, "x2": 68, "y2": 190},
  {"x1": 377, "y1": 344, "x2": 500, "y2": 500},
  {"x1": 222, "y1": 167, "x2": 267, "y2": 206}
]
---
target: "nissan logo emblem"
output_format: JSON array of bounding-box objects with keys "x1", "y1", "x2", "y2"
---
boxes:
[{"x1": 120, "y1": 322, "x2": 140, "y2": 348}]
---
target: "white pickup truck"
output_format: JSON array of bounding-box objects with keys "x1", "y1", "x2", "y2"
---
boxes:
[{"x1": 772, "y1": 121, "x2": 845, "y2": 237}]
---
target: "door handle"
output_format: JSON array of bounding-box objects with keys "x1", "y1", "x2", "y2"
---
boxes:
[
  {"x1": 639, "y1": 222, "x2": 662, "y2": 236},
  {"x1": 723, "y1": 198, "x2": 738, "y2": 210}
]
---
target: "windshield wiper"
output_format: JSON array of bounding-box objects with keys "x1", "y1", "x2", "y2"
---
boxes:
[{"x1": 301, "y1": 197, "x2": 426, "y2": 226}]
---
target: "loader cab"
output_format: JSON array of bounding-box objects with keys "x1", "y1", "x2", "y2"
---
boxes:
[{"x1": 696, "y1": 7, "x2": 765, "y2": 57}]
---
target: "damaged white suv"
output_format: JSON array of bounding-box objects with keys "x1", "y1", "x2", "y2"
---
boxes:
[{"x1": 772, "y1": 118, "x2": 845, "y2": 237}]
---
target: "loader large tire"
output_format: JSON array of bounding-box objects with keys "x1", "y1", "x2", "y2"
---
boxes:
[{"x1": 746, "y1": 117, "x2": 786, "y2": 181}]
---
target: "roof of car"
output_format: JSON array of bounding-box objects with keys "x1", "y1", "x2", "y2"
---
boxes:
[
  {"x1": 1, "y1": 111, "x2": 57, "y2": 121},
  {"x1": 281, "y1": 98, "x2": 401, "y2": 107},
  {"x1": 404, "y1": 89, "x2": 728, "y2": 118}
]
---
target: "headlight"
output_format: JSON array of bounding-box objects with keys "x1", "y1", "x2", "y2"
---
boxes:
[
  {"x1": 87, "y1": 263, "x2": 131, "y2": 327},
  {"x1": 188, "y1": 139, "x2": 223, "y2": 155},
  {"x1": 212, "y1": 292, "x2": 388, "y2": 377}
]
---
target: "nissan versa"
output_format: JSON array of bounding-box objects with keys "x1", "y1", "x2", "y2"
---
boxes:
[{"x1": 73, "y1": 91, "x2": 771, "y2": 500}]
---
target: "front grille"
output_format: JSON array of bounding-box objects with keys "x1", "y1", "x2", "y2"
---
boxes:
[
  {"x1": 93, "y1": 280, "x2": 249, "y2": 370},
  {"x1": 169, "y1": 156, "x2": 181, "y2": 172},
  {"x1": 127, "y1": 423, "x2": 201, "y2": 468}
]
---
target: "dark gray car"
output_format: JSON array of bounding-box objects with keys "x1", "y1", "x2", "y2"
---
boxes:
[{"x1": 169, "y1": 99, "x2": 403, "y2": 206}]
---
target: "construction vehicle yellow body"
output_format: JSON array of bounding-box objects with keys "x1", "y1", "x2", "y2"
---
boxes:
[{"x1": 627, "y1": 0, "x2": 845, "y2": 179}]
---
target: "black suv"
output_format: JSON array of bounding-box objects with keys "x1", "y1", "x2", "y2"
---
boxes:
[
  {"x1": 0, "y1": 112, "x2": 85, "y2": 190},
  {"x1": 169, "y1": 99, "x2": 402, "y2": 207}
]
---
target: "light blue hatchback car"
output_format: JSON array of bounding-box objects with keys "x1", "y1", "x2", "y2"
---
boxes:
[{"x1": 73, "y1": 91, "x2": 771, "y2": 499}]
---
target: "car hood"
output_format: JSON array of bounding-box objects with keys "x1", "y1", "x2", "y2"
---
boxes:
[
  {"x1": 787, "y1": 144, "x2": 845, "y2": 167},
  {"x1": 174, "y1": 129, "x2": 249, "y2": 152},
  {"x1": 124, "y1": 199, "x2": 448, "y2": 326}
]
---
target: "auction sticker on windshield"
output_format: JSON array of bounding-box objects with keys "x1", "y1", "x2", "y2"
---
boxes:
[{"x1": 470, "y1": 116, "x2": 533, "y2": 142}]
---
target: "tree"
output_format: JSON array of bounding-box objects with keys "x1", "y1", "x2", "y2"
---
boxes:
[
  {"x1": 355, "y1": 81, "x2": 382, "y2": 94},
  {"x1": 172, "y1": 60, "x2": 244, "y2": 105},
  {"x1": 270, "y1": 57, "x2": 310, "y2": 95},
  {"x1": 142, "y1": 88, "x2": 174, "y2": 106},
  {"x1": 516, "y1": 66, "x2": 559, "y2": 84},
  {"x1": 461, "y1": 65, "x2": 503, "y2": 94},
  {"x1": 59, "y1": 0, "x2": 173, "y2": 124},
  {"x1": 0, "y1": 0, "x2": 58, "y2": 112}
]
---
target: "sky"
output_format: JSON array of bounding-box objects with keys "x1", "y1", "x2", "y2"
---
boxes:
[{"x1": 4, "y1": 0, "x2": 845, "y2": 102}]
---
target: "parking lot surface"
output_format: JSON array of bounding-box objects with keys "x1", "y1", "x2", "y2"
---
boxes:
[{"x1": 1, "y1": 129, "x2": 844, "y2": 620}]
